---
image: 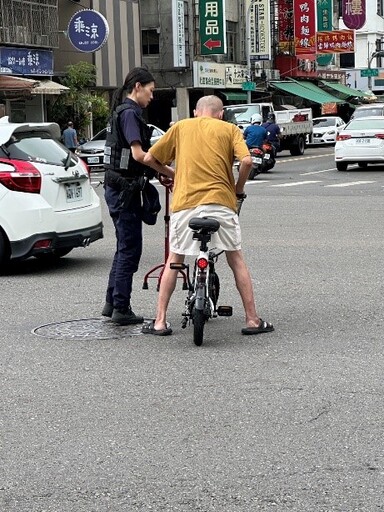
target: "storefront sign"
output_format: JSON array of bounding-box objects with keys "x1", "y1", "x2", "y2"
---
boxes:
[
  {"x1": 316, "y1": 30, "x2": 355, "y2": 53},
  {"x1": 67, "y1": 9, "x2": 109, "y2": 53},
  {"x1": 342, "y1": 0, "x2": 366, "y2": 29},
  {"x1": 199, "y1": 0, "x2": 226, "y2": 55},
  {"x1": 0, "y1": 47, "x2": 53, "y2": 75},
  {"x1": 249, "y1": 0, "x2": 271, "y2": 60},
  {"x1": 294, "y1": 0, "x2": 317, "y2": 57},
  {"x1": 278, "y1": 0, "x2": 294, "y2": 53},
  {"x1": 317, "y1": 0, "x2": 333, "y2": 66},
  {"x1": 193, "y1": 61, "x2": 248, "y2": 88},
  {"x1": 172, "y1": 0, "x2": 186, "y2": 67}
]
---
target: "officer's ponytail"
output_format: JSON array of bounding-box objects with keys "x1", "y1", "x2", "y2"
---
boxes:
[{"x1": 111, "y1": 67, "x2": 155, "y2": 112}]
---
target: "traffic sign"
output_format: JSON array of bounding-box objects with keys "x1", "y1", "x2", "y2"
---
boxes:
[
  {"x1": 199, "y1": 0, "x2": 226, "y2": 55},
  {"x1": 242, "y1": 81, "x2": 256, "y2": 91},
  {"x1": 360, "y1": 68, "x2": 379, "y2": 77}
]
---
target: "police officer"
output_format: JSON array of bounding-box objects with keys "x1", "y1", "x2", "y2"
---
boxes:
[{"x1": 102, "y1": 67, "x2": 174, "y2": 325}]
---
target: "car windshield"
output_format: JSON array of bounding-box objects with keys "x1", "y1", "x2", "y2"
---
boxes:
[
  {"x1": 353, "y1": 108, "x2": 384, "y2": 118},
  {"x1": 346, "y1": 118, "x2": 384, "y2": 130},
  {"x1": 223, "y1": 105, "x2": 261, "y2": 124},
  {"x1": 91, "y1": 129, "x2": 107, "y2": 141},
  {"x1": 0, "y1": 131, "x2": 75, "y2": 167},
  {"x1": 313, "y1": 118, "x2": 336, "y2": 127}
]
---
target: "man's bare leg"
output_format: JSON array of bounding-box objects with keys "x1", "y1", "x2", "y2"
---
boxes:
[
  {"x1": 154, "y1": 251, "x2": 185, "y2": 331},
  {"x1": 225, "y1": 250, "x2": 261, "y2": 328}
]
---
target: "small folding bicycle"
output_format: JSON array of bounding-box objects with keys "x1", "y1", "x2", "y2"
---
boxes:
[{"x1": 170, "y1": 195, "x2": 246, "y2": 346}]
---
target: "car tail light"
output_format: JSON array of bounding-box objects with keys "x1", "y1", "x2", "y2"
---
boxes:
[
  {"x1": 78, "y1": 158, "x2": 90, "y2": 177},
  {"x1": 374, "y1": 133, "x2": 384, "y2": 139},
  {"x1": 250, "y1": 148, "x2": 264, "y2": 156},
  {"x1": 33, "y1": 239, "x2": 52, "y2": 249},
  {"x1": 0, "y1": 159, "x2": 41, "y2": 193},
  {"x1": 197, "y1": 257, "x2": 208, "y2": 270},
  {"x1": 336, "y1": 134, "x2": 352, "y2": 141}
]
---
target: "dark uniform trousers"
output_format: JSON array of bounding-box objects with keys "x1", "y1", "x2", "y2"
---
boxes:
[{"x1": 104, "y1": 185, "x2": 143, "y2": 310}]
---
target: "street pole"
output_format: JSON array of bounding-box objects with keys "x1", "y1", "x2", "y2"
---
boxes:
[{"x1": 368, "y1": 52, "x2": 376, "y2": 92}]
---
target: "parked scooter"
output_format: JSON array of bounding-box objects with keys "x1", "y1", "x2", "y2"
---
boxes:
[{"x1": 260, "y1": 140, "x2": 276, "y2": 173}]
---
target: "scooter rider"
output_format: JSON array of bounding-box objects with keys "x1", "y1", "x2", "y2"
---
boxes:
[
  {"x1": 243, "y1": 113, "x2": 267, "y2": 149},
  {"x1": 262, "y1": 112, "x2": 281, "y2": 155}
]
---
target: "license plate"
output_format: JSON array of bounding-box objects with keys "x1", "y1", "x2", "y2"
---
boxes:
[
  {"x1": 264, "y1": 153, "x2": 270, "y2": 160},
  {"x1": 356, "y1": 138, "x2": 370, "y2": 144},
  {"x1": 87, "y1": 156, "x2": 99, "y2": 164},
  {"x1": 252, "y1": 157, "x2": 262, "y2": 164},
  {"x1": 65, "y1": 183, "x2": 82, "y2": 202}
]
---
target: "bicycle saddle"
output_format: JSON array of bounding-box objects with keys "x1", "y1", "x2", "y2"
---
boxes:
[{"x1": 189, "y1": 217, "x2": 220, "y2": 233}]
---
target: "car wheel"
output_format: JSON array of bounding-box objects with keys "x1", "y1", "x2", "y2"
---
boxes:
[
  {"x1": 336, "y1": 162, "x2": 348, "y2": 171},
  {"x1": 358, "y1": 162, "x2": 368, "y2": 168},
  {"x1": 0, "y1": 229, "x2": 10, "y2": 268},
  {"x1": 34, "y1": 248, "x2": 73, "y2": 260}
]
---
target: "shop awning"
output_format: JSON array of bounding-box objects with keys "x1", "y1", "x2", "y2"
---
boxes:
[
  {"x1": 320, "y1": 80, "x2": 370, "y2": 99},
  {"x1": 270, "y1": 80, "x2": 344, "y2": 104},
  {"x1": 220, "y1": 91, "x2": 248, "y2": 101},
  {"x1": 31, "y1": 79, "x2": 70, "y2": 95},
  {"x1": 0, "y1": 75, "x2": 37, "y2": 92}
]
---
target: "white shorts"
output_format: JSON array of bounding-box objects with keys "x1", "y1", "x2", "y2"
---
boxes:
[{"x1": 170, "y1": 204, "x2": 242, "y2": 255}]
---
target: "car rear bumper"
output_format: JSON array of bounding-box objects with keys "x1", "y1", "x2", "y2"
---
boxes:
[{"x1": 9, "y1": 222, "x2": 103, "y2": 260}]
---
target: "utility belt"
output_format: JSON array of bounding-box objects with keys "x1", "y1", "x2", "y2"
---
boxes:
[{"x1": 105, "y1": 169, "x2": 148, "y2": 209}]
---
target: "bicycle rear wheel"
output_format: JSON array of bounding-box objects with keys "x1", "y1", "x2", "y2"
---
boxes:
[{"x1": 193, "y1": 308, "x2": 205, "y2": 346}]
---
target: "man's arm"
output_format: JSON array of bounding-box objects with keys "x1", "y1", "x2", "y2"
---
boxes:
[
  {"x1": 141, "y1": 147, "x2": 174, "y2": 179},
  {"x1": 235, "y1": 155, "x2": 252, "y2": 196}
]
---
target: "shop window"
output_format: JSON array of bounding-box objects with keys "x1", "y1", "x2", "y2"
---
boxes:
[
  {"x1": 378, "y1": 0, "x2": 384, "y2": 16},
  {"x1": 142, "y1": 29, "x2": 160, "y2": 55},
  {"x1": 225, "y1": 21, "x2": 237, "y2": 62}
]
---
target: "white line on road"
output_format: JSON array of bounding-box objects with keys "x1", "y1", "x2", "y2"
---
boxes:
[
  {"x1": 301, "y1": 168, "x2": 335, "y2": 175},
  {"x1": 271, "y1": 180, "x2": 322, "y2": 187},
  {"x1": 277, "y1": 153, "x2": 333, "y2": 164},
  {"x1": 325, "y1": 181, "x2": 376, "y2": 187},
  {"x1": 245, "y1": 180, "x2": 269, "y2": 185}
]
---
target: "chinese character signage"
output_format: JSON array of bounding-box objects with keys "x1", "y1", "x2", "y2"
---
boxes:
[
  {"x1": 172, "y1": 0, "x2": 186, "y2": 67},
  {"x1": 193, "y1": 61, "x2": 248, "y2": 88},
  {"x1": 317, "y1": 0, "x2": 333, "y2": 66},
  {"x1": 278, "y1": 0, "x2": 294, "y2": 53},
  {"x1": 67, "y1": 9, "x2": 109, "y2": 53},
  {"x1": 316, "y1": 30, "x2": 355, "y2": 53},
  {"x1": 342, "y1": 0, "x2": 366, "y2": 29},
  {"x1": 249, "y1": 0, "x2": 271, "y2": 60},
  {"x1": 294, "y1": 0, "x2": 317, "y2": 56},
  {"x1": 0, "y1": 47, "x2": 53, "y2": 75},
  {"x1": 199, "y1": 0, "x2": 226, "y2": 55}
]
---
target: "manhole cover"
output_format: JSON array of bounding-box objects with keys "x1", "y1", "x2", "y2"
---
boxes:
[{"x1": 32, "y1": 318, "x2": 151, "y2": 340}]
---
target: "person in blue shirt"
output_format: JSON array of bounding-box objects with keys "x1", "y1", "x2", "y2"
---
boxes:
[
  {"x1": 243, "y1": 113, "x2": 267, "y2": 149},
  {"x1": 62, "y1": 121, "x2": 78, "y2": 152},
  {"x1": 262, "y1": 112, "x2": 281, "y2": 154}
]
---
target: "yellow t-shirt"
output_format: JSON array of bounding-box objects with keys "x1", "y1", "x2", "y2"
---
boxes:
[{"x1": 149, "y1": 117, "x2": 250, "y2": 213}]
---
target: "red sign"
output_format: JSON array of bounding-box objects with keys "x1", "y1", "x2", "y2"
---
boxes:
[
  {"x1": 316, "y1": 30, "x2": 355, "y2": 54},
  {"x1": 278, "y1": 0, "x2": 294, "y2": 53},
  {"x1": 342, "y1": 0, "x2": 366, "y2": 29},
  {"x1": 294, "y1": 0, "x2": 316, "y2": 56}
]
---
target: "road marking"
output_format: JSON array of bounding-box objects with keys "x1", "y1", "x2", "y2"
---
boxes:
[
  {"x1": 325, "y1": 181, "x2": 376, "y2": 187},
  {"x1": 301, "y1": 168, "x2": 335, "y2": 175},
  {"x1": 271, "y1": 180, "x2": 322, "y2": 187},
  {"x1": 246, "y1": 180, "x2": 269, "y2": 185},
  {"x1": 277, "y1": 153, "x2": 333, "y2": 164}
]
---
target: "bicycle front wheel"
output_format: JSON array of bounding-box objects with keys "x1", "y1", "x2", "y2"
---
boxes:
[{"x1": 193, "y1": 308, "x2": 205, "y2": 346}]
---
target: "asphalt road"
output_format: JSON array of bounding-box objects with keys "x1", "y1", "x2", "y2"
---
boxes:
[{"x1": 2, "y1": 146, "x2": 384, "y2": 511}]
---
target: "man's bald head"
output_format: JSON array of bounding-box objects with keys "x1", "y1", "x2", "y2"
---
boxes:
[{"x1": 194, "y1": 95, "x2": 224, "y2": 119}]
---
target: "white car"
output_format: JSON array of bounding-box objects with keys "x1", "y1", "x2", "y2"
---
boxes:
[
  {"x1": 334, "y1": 116, "x2": 384, "y2": 171},
  {"x1": 77, "y1": 124, "x2": 165, "y2": 171},
  {"x1": 310, "y1": 116, "x2": 346, "y2": 145},
  {"x1": 0, "y1": 117, "x2": 103, "y2": 266}
]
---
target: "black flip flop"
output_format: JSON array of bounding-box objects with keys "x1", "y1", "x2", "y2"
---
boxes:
[
  {"x1": 142, "y1": 320, "x2": 172, "y2": 336},
  {"x1": 241, "y1": 319, "x2": 274, "y2": 335}
]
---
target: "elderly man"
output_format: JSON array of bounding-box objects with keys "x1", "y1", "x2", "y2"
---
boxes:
[{"x1": 143, "y1": 95, "x2": 274, "y2": 337}]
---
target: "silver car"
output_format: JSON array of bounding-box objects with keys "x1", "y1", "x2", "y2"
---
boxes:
[{"x1": 77, "y1": 124, "x2": 165, "y2": 172}]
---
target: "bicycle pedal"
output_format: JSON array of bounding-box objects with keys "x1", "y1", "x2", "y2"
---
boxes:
[{"x1": 217, "y1": 306, "x2": 233, "y2": 317}]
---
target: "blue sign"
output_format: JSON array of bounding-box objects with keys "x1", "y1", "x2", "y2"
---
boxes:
[
  {"x1": 0, "y1": 47, "x2": 53, "y2": 75},
  {"x1": 67, "y1": 10, "x2": 109, "y2": 53}
]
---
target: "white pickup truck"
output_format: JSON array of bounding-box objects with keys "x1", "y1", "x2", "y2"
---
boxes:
[{"x1": 223, "y1": 103, "x2": 313, "y2": 156}]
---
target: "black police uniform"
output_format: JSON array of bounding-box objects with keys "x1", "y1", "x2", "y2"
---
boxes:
[{"x1": 103, "y1": 98, "x2": 154, "y2": 314}]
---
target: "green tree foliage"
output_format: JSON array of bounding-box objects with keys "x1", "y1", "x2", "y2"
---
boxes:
[{"x1": 48, "y1": 61, "x2": 109, "y2": 138}]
